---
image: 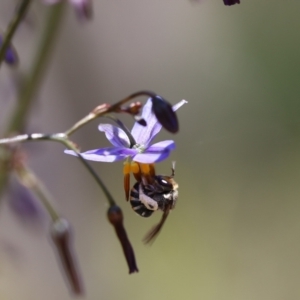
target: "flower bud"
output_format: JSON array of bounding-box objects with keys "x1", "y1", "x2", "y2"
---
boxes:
[
  {"x1": 50, "y1": 218, "x2": 84, "y2": 295},
  {"x1": 151, "y1": 96, "x2": 179, "y2": 133},
  {"x1": 72, "y1": 0, "x2": 93, "y2": 20},
  {"x1": 0, "y1": 34, "x2": 18, "y2": 66},
  {"x1": 223, "y1": 0, "x2": 240, "y2": 5},
  {"x1": 8, "y1": 178, "x2": 44, "y2": 225},
  {"x1": 92, "y1": 103, "x2": 111, "y2": 115},
  {"x1": 107, "y1": 205, "x2": 139, "y2": 274},
  {"x1": 124, "y1": 101, "x2": 142, "y2": 115}
]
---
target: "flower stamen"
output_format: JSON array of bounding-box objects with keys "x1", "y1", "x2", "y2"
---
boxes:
[
  {"x1": 123, "y1": 161, "x2": 131, "y2": 201},
  {"x1": 138, "y1": 163, "x2": 154, "y2": 184},
  {"x1": 130, "y1": 161, "x2": 141, "y2": 183}
]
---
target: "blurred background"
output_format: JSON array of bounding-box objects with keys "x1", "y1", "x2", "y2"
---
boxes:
[{"x1": 1, "y1": 0, "x2": 300, "y2": 299}]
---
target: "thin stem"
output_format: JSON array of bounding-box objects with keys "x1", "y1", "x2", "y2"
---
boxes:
[
  {"x1": 65, "y1": 91, "x2": 157, "y2": 137},
  {"x1": 0, "y1": 0, "x2": 32, "y2": 67},
  {"x1": 72, "y1": 151, "x2": 116, "y2": 206},
  {"x1": 108, "y1": 91, "x2": 157, "y2": 112},
  {"x1": 0, "y1": 133, "x2": 116, "y2": 206},
  {"x1": 57, "y1": 139, "x2": 116, "y2": 207},
  {"x1": 65, "y1": 113, "x2": 99, "y2": 136},
  {"x1": 0, "y1": 3, "x2": 67, "y2": 199},
  {"x1": 6, "y1": 2, "x2": 67, "y2": 133},
  {"x1": 0, "y1": 133, "x2": 55, "y2": 145},
  {"x1": 16, "y1": 165, "x2": 60, "y2": 221}
]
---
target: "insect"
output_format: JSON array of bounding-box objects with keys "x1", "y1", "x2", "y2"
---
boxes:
[{"x1": 130, "y1": 162, "x2": 178, "y2": 243}]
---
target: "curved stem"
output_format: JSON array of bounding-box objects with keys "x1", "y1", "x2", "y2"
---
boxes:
[
  {"x1": 7, "y1": 2, "x2": 67, "y2": 132},
  {"x1": 0, "y1": 3, "x2": 67, "y2": 199},
  {"x1": 0, "y1": 133, "x2": 116, "y2": 206},
  {"x1": 64, "y1": 91, "x2": 158, "y2": 137},
  {"x1": 65, "y1": 113, "x2": 99, "y2": 136},
  {"x1": 57, "y1": 138, "x2": 116, "y2": 207},
  {"x1": 0, "y1": 0, "x2": 32, "y2": 67},
  {"x1": 108, "y1": 91, "x2": 157, "y2": 112}
]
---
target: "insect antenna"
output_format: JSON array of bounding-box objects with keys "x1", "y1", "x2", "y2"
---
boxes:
[{"x1": 171, "y1": 161, "x2": 176, "y2": 177}]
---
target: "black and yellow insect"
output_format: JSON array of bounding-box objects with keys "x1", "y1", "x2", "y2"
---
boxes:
[
  {"x1": 130, "y1": 175, "x2": 178, "y2": 217},
  {"x1": 129, "y1": 163, "x2": 178, "y2": 243}
]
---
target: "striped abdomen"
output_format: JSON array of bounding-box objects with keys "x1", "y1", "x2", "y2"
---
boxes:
[{"x1": 130, "y1": 182, "x2": 154, "y2": 218}]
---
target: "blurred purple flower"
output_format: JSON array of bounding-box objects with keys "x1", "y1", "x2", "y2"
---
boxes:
[
  {"x1": 65, "y1": 99, "x2": 187, "y2": 164},
  {"x1": 0, "y1": 33, "x2": 18, "y2": 66},
  {"x1": 223, "y1": 0, "x2": 240, "y2": 5},
  {"x1": 43, "y1": 0, "x2": 92, "y2": 20},
  {"x1": 8, "y1": 178, "x2": 44, "y2": 225}
]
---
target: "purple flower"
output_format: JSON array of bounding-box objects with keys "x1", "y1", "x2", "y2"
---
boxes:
[
  {"x1": 0, "y1": 33, "x2": 18, "y2": 66},
  {"x1": 43, "y1": 0, "x2": 92, "y2": 20},
  {"x1": 65, "y1": 99, "x2": 187, "y2": 164},
  {"x1": 8, "y1": 178, "x2": 44, "y2": 225}
]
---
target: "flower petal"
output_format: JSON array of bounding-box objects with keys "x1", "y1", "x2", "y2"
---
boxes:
[
  {"x1": 133, "y1": 140, "x2": 176, "y2": 163},
  {"x1": 8, "y1": 178, "x2": 44, "y2": 224},
  {"x1": 99, "y1": 124, "x2": 130, "y2": 148},
  {"x1": 131, "y1": 99, "x2": 187, "y2": 146},
  {"x1": 65, "y1": 147, "x2": 137, "y2": 162},
  {"x1": 133, "y1": 152, "x2": 171, "y2": 164},
  {"x1": 147, "y1": 140, "x2": 176, "y2": 151}
]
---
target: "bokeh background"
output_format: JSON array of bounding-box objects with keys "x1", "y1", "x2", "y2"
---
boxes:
[{"x1": 1, "y1": 1, "x2": 300, "y2": 299}]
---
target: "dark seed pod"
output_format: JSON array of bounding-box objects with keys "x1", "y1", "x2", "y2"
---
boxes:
[
  {"x1": 223, "y1": 0, "x2": 240, "y2": 6},
  {"x1": 107, "y1": 205, "x2": 139, "y2": 274},
  {"x1": 50, "y1": 218, "x2": 84, "y2": 295},
  {"x1": 151, "y1": 96, "x2": 179, "y2": 133}
]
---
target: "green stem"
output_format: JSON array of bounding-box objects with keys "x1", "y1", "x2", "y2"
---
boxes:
[
  {"x1": 0, "y1": 3, "x2": 67, "y2": 199},
  {"x1": 0, "y1": 0, "x2": 32, "y2": 66},
  {"x1": 7, "y1": 2, "x2": 67, "y2": 133}
]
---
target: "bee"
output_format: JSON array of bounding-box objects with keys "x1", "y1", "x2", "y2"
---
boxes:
[{"x1": 130, "y1": 162, "x2": 178, "y2": 243}]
